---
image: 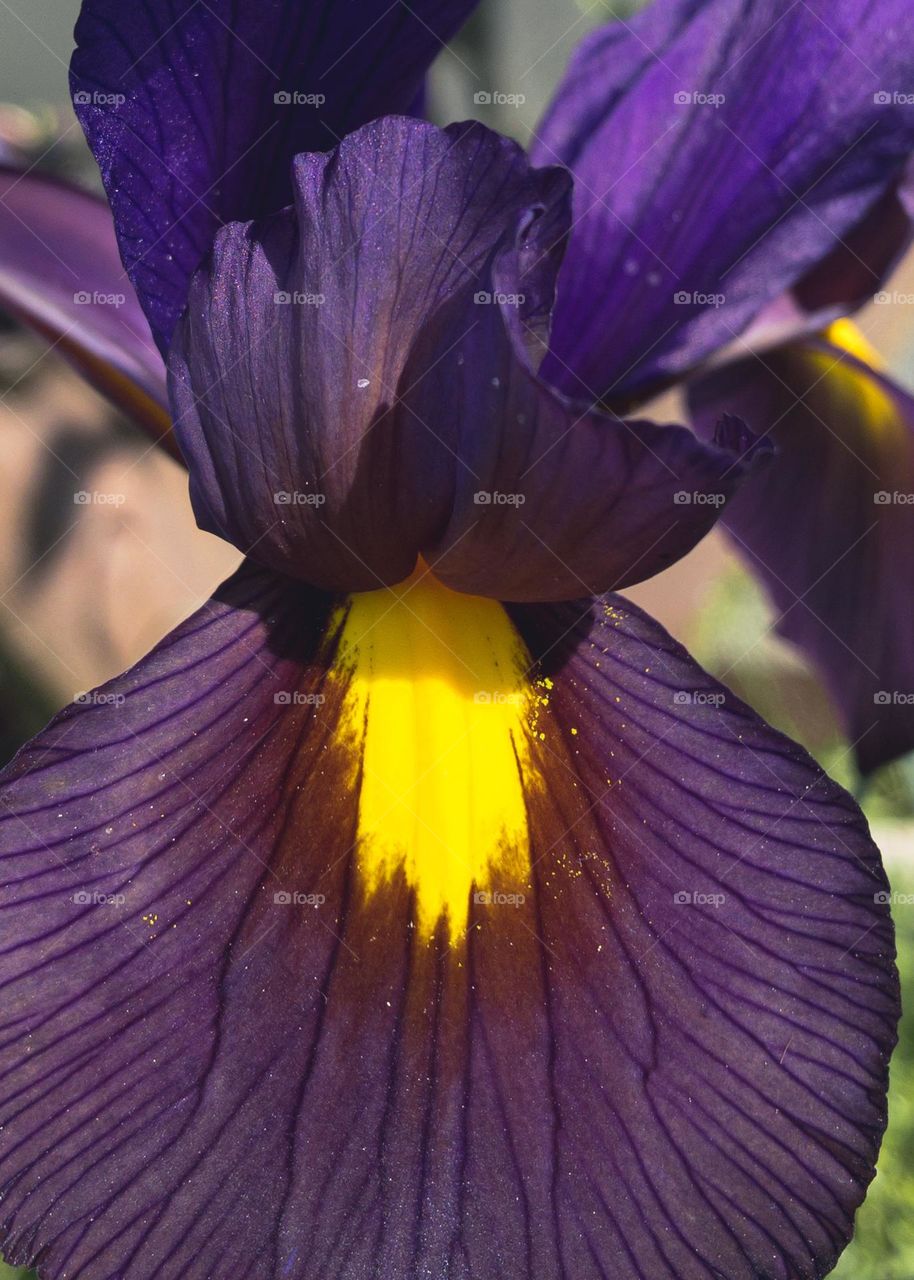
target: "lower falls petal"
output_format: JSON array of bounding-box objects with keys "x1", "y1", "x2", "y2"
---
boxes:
[{"x1": 0, "y1": 561, "x2": 897, "y2": 1279}]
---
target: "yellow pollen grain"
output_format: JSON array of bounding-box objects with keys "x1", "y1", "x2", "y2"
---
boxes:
[{"x1": 330, "y1": 565, "x2": 540, "y2": 939}]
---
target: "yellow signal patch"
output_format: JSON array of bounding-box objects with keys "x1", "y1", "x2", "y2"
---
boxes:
[{"x1": 330, "y1": 566, "x2": 540, "y2": 938}]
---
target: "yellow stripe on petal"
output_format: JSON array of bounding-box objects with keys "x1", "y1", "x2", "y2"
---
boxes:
[{"x1": 330, "y1": 567, "x2": 540, "y2": 938}]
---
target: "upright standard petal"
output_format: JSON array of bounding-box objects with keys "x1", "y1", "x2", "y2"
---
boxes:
[
  {"x1": 171, "y1": 117, "x2": 763, "y2": 599},
  {"x1": 0, "y1": 167, "x2": 172, "y2": 450},
  {"x1": 689, "y1": 322, "x2": 914, "y2": 774},
  {"x1": 70, "y1": 0, "x2": 480, "y2": 352},
  {"x1": 169, "y1": 118, "x2": 569, "y2": 591},
  {"x1": 0, "y1": 561, "x2": 896, "y2": 1280},
  {"x1": 533, "y1": 0, "x2": 914, "y2": 404}
]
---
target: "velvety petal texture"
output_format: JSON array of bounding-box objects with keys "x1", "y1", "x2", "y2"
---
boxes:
[
  {"x1": 169, "y1": 118, "x2": 567, "y2": 590},
  {"x1": 689, "y1": 322, "x2": 914, "y2": 774},
  {"x1": 70, "y1": 0, "x2": 480, "y2": 352},
  {"x1": 401, "y1": 246, "x2": 771, "y2": 599},
  {"x1": 171, "y1": 117, "x2": 762, "y2": 599},
  {"x1": 533, "y1": 0, "x2": 914, "y2": 404},
  {"x1": 0, "y1": 167, "x2": 171, "y2": 449},
  {"x1": 0, "y1": 560, "x2": 896, "y2": 1280}
]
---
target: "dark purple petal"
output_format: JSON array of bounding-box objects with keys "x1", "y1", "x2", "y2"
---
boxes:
[
  {"x1": 0, "y1": 166, "x2": 173, "y2": 451},
  {"x1": 792, "y1": 162, "x2": 914, "y2": 319},
  {"x1": 533, "y1": 0, "x2": 914, "y2": 404},
  {"x1": 689, "y1": 324, "x2": 914, "y2": 774},
  {"x1": 169, "y1": 117, "x2": 572, "y2": 592},
  {"x1": 71, "y1": 0, "x2": 480, "y2": 352},
  {"x1": 0, "y1": 560, "x2": 895, "y2": 1280},
  {"x1": 400, "y1": 241, "x2": 770, "y2": 600},
  {"x1": 509, "y1": 592, "x2": 897, "y2": 1279}
]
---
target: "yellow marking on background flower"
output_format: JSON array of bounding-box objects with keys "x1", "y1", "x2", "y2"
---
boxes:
[
  {"x1": 331, "y1": 566, "x2": 539, "y2": 938},
  {"x1": 825, "y1": 318, "x2": 885, "y2": 371},
  {"x1": 804, "y1": 322, "x2": 897, "y2": 440}
]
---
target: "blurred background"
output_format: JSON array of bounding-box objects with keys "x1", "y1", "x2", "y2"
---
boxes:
[{"x1": 0, "y1": 0, "x2": 912, "y2": 1276}]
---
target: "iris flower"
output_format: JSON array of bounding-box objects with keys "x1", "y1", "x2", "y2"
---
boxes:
[{"x1": 0, "y1": 1, "x2": 911, "y2": 1277}]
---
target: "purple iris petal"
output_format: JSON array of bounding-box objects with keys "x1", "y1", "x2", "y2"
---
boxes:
[
  {"x1": 0, "y1": 563, "x2": 894, "y2": 1279},
  {"x1": 70, "y1": 0, "x2": 480, "y2": 353},
  {"x1": 171, "y1": 117, "x2": 762, "y2": 598},
  {"x1": 403, "y1": 242, "x2": 770, "y2": 600},
  {"x1": 533, "y1": 0, "x2": 914, "y2": 404},
  {"x1": 169, "y1": 118, "x2": 570, "y2": 591},
  {"x1": 689, "y1": 328, "x2": 914, "y2": 774},
  {"x1": 0, "y1": 166, "x2": 172, "y2": 450}
]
